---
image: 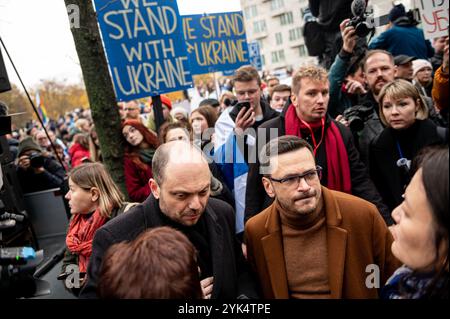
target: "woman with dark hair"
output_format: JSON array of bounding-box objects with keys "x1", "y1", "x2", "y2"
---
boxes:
[
  {"x1": 122, "y1": 119, "x2": 159, "y2": 202},
  {"x1": 382, "y1": 147, "x2": 449, "y2": 299},
  {"x1": 190, "y1": 105, "x2": 218, "y2": 150},
  {"x1": 98, "y1": 226, "x2": 203, "y2": 299},
  {"x1": 369, "y1": 79, "x2": 448, "y2": 214}
]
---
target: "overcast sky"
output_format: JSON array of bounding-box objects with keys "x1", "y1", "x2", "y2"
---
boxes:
[{"x1": 0, "y1": 0, "x2": 242, "y2": 89}]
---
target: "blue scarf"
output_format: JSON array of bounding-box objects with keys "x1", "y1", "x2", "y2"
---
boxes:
[{"x1": 381, "y1": 265, "x2": 443, "y2": 299}]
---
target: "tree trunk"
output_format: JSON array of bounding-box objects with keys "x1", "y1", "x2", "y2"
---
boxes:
[{"x1": 64, "y1": 0, "x2": 128, "y2": 198}]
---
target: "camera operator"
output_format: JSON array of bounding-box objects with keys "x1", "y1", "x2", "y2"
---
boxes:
[
  {"x1": 308, "y1": 0, "x2": 367, "y2": 70},
  {"x1": 328, "y1": 19, "x2": 368, "y2": 119},
  {"x1": 334, "y1": 16, "x2": 398, "y2": 168},
  {"x1": 16, "y1": 137, "x2": 65, "y2": 193},
  {"x1": 368, "y1": 3, "x2": 434, "y2": 60},
  {"x1": 328, "y1": 19, "x2": 388, "y2": 168}
]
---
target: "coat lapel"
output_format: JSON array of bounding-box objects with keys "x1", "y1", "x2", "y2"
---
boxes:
[
  {"x1": 204, "y1": 207, "x2": 224, "y2": 299},
  {"x1": 261, "y1": 205, "x2": 290, "y2": 299},
  {"x1": 323, "y1": 187, "x2": 348, "y2": 299}
]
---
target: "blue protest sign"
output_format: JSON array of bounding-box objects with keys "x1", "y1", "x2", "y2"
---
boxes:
[
  {"x1": 93, "y1": 0, "x2": 193, "y2": 102},
  {"x1": 248, "y1": 41, "x2": 262, "y2": 71},
  {"x1": 182, "y1": 12, "x2": 250, "y2": 75}
]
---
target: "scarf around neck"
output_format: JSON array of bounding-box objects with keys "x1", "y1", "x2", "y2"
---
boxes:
[
  {"x1": 285, "y1": 104, "x2": 352, "y2": 194},
  {"x1": 139, "y1": 148, "x2": 156, "y2": 164},
  {"x1": 66, "y1": 208, "x2": 107, "y2": 273}
]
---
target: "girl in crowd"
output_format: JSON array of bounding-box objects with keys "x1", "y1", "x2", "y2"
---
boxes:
[
  {"x1": 158, "y1": 121, "x2": 192, "y2": 144},
  {"x1": 382, "y1": 147, "x2": 448, "y2": 299},
  {"x1": 98, "y1": 227, "x2": 203, "y2": 299},
  {"x1": 190, "y1": 105, "x2": 218, "y2": 150},
  {"x1": 122, "y1": 119, "x2": 159, "y2": 202},
  {"x1": 54, "y1": 143, "x2": 70, "y2": 171},
  {"x1": 69, "y1": 133, "x2": 90, "y2": 168},
  {"x1": 369, "y1": 79, "x2": 447, "y2": 213},
  {"x1": 62, "y1": 163, "x2": 135, "y2": 291}
]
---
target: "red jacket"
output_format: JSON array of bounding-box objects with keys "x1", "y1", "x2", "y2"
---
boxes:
[
  {"x1": 69, "y1": 143, "x2": 90, "y2": 168},
  {"x1": 124, "y1": 156, "x2": 153, "y2": 202}
]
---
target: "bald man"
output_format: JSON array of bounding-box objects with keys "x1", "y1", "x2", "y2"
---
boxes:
[{"x1": 80, "y1": 142, "x2": 258, "y2": 299}]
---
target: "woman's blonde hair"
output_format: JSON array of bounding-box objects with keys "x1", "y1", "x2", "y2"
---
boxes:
[
  {"x1": 69, "y1": 163, "x2": 124, "y2": 218},
  {"x1": 378, "y1": 79, "x2": 429, "y2": 127}
]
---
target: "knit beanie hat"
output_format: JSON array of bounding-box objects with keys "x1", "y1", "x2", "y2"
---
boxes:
[
  {"x1": 412, "y1": 59, "x2": 433, "y2": 77},
  {"x1": 389, "y1": 4, "x2": 406, "y2": 23},
  {"x1": 18, "y1": 137, "x2": 41, "y2": 157},
  {"x1": 160, "y1": 95, "x2": 172, "y2": 110},
  {"x1": 170, "y1": 106, "x2": 188, "y2": 119}
]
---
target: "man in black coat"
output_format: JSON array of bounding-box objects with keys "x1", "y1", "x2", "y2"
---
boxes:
[
  {"x1": 80, "y1": 142, "x2": 258, "y2": 299},
  {"x1": 245, "y1": 65, "x2": 392, "y2": 225}
]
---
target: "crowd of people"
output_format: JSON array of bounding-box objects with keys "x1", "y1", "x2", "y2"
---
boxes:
[{"x1": 1, "y1": 3, "x2": 448, "y2": 300}]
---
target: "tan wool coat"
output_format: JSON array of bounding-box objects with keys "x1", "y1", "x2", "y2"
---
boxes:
[{"x1": 245, "y1": 187, "x2": 401, "y2": 299}]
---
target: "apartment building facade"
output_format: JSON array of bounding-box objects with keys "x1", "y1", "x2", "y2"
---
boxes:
[
  {"x1": 240, "y1": 0, "x2": 417, "y2": 74},
  {"x1": 240, "y1": 0, "x2": 316, "y2": 73}
]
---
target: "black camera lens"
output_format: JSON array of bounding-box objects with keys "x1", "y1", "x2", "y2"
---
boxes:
[
  {"x1": 355, "y1": 22, "x2": 372, "y2": 38},
  {"x1": 29, "y1": 153, "x2": 45, "y2": 168},
  {"x1": 348, "y1": 117, "x2": 364, "y2": 132}
]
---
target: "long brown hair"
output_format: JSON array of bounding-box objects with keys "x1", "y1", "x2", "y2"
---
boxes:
[
  {"x1": 190, "y1": 105, "x2": 218, "y2": 129},
  {"x1": 69, "y1": 163, "x2": 125, "y2": 218},
  {"x1": 122, "y1": 119, "x2": 159, "y2": 170}
]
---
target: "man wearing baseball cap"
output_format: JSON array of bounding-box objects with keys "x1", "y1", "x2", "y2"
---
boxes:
[{"x1": 394, "y1": 55, "x2": 416, "y2": 81}]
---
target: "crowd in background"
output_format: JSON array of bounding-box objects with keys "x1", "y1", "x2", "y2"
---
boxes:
[{"x1": 1, "y1": 2, "x2": 448, "y2": 300}]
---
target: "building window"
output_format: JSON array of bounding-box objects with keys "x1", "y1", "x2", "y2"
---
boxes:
[
  {"x1": 275, "y1": 32, "x2": 283, "y2": 45},
  {"x1": 245, "y1": 5, "x2": 258, "y2": 19},
  {"x1": 271, "y1": 50, "x2": 286, "y2": 63},
  {"x1": 279, "y1": 50, "x2": 286, "y2": 61},
  {"x1": 253, "y1": 20, "x2": 267, "y2": 33},
  {"x1": 299, "y1": 45, "x2": 307, "y2": 57},
  {"x1": 256, "y1": 39, "x2": 264, "y2": 50},
  {"x1": 271, "y1": 0, "x2": 284, "y2": 10},
  {"x1": 289, "y1": 27, "x2": 302, "y2": 41},
  {"x1": 280, "y1": 12, "x2": 294, "y2": 26},
  {"x1": 262, "y1": 54, "x2": 266, "y2": 66}
]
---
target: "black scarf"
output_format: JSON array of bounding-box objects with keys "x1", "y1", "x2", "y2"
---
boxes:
[{"x1": 153, "y1": 198, "x2": 213, "y2": 279}]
